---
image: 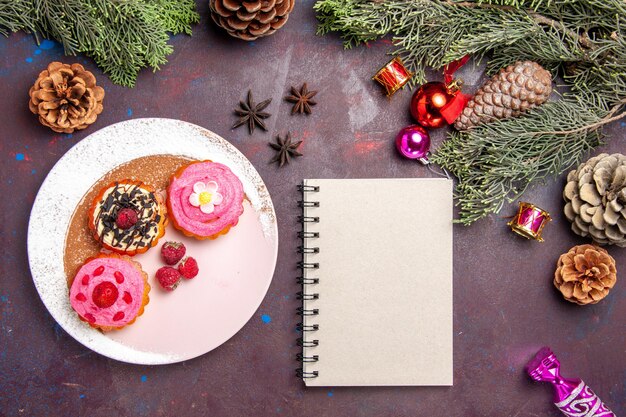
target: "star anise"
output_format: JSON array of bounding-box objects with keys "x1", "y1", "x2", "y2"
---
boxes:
[
  {"x1": 269, "y1": 132, "x2": 302, "y2": 167},
  {"x1": 285, "y1": 83, "x2": 317, "y2": 115},
  {"x1": 232, "y1": 90, "x2": 272, "y2": 134}
]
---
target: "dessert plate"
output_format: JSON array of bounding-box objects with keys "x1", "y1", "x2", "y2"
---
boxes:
[{"x1": 28, "y1": 118, "x2": 278, "y2": 364}]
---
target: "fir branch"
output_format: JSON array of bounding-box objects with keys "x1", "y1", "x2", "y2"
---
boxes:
[
  {"x1": 537, "y1": 98, "x2": 626, "y2": 136},
  {"x1": 0, "y1": 0, "x2": 199, "y2": 87},
  {"x1": 315, "y1": 0, "x2": 626, "y2": 224},
  {"x1": 95, "y1": 1, "x2": 172, "y2": 86},
  {"x1": 475, "y1": 0, "x2": 551, "y2": 10},
  {"x1": 33, "y1": 0, "x2": 97, "y2": 54},
  {"x1": 431, "y1": 99, "x2": 619, "y2": 225},
  {"x1": 446, "y1": 1, "x2": 595, "y2": 50},
  {"x1": 149, "y1": 0, "x2": 200, "y2": 35},
  {"x1": 0, "y1": 1, "x2": 33, "y2": 36}
]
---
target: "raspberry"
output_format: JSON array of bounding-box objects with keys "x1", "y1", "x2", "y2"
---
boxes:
[
  {"x1": 92, "y1": 281, "x2": 119, "y2": 308},
  {"x1": 122, "y1": 291, "x2": 133, "y2": 304},
  {"x1": 93, "y1": 266, "x2": 105, "y2": 276},
  {"x1": 156, "y1": 266, "x2": 181, "y2": 291},
  {"x1": 161, "y1": 241, "x2": 186, "y2": 265},
  {"x1": 81, "y1": 275, "x2": 90, "y2": 285},
  {"x1": 114, "y1": 271, "x2": 125, "y2": 284},
  {"x1": 113, "y1": 311, "x2": 125, "y2": 321},
  {"x1": 75, "y1": 293, "x2": 87, "y2": 302},
  {"x1": 83, "y1": 313, "x2": 96, "y2": 323},
  {"x1": 115, "y1": 207, "x2": 138, "y2": 229},
  {"x1": 178, "y1": 257, "x2": 199, "y2": 279}
]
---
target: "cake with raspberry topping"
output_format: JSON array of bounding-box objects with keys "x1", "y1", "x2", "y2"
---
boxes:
[
  {"x1": 88, "y1": 179, "x2": 167, "y2": 255},
  {"x1": 69, "y1": 253, "x2": 150, "y2": 331},
  {"x1": 167, "y1": 161, "x2": 245, "y2": 239}
]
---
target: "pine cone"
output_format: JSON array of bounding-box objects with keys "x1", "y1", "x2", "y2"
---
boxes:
[
  {"x1": 454, "y1": 61, "x2": 552, "y2": 130},
  {"x1": 554, "y1": 244, "x2": 617, "y2": 305},
  {"x1": 28, "y1": 62, "x2": 105, "y2": 134},
  {"x1": 210, "y1": 0, "x2": 295, "y2": 41},
  {"x1": 563, "y1": 153, "x2": 626, "y2": 247}
]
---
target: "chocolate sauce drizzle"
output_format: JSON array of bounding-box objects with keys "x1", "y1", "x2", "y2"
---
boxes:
[{"x1": 93, "y1": 182, "x2": 162, "y2": 251}]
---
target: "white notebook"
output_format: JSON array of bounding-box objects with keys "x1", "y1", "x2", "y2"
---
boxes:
[{"x1": 298, "y1": 178, "x2": 453, "y2": 386}]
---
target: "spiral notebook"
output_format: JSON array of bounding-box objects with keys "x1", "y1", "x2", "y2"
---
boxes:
[{"x1": 297, "y1": 178, "x2": 453, "y2": 386}]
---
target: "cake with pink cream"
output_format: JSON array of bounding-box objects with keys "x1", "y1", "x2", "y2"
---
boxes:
[
  {"x1": 69, "y1": 253, "x2": 150, "y2": 331},
  {"x1": 167, "y1": 160, "x2": 245, "y2": 239}
]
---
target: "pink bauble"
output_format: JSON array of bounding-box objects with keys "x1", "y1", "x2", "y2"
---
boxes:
[{"x1": 395, "y1": 125, "x2": 431, "y2": 161}]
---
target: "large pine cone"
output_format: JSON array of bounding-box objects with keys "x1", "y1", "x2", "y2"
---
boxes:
[
  {"x1": 564, "y1": 153, "x2": 626, "y2": 247},
  {"x1": 554, "y1": 244, "x2": 617, "y2": 305},
  {"x1": 210, "y1": 0, "x2": 295, "y2": 41},
  {"x1": 29, "y1": 62, "x2": 104, "y2": 134},
  {"x1": 454, "y1": 61, "x2": 552, "y2": 130}
]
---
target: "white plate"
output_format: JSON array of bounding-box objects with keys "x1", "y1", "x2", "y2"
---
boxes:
[{"x1": 27, "y1": 118, "x2": 278, "y2": 364}]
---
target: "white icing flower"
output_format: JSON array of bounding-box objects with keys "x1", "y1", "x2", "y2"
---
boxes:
[{"x1": 189, "y1": 181, "x2": 223, "y2": 214}]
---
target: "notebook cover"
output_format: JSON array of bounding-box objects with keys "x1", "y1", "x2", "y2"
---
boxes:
[{"x1": 301, "y1": 178, "x2": 453, "y2": 386}]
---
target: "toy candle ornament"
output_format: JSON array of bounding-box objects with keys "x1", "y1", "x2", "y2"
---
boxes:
[
  {"x1": 508, "y1": 201, "x2": 551, "y2": 242},
  {"x1": 526, "y1": 347, "x2": 616, "y2": 417},
  {"x1": 372, "y1": 56, "x2": 414, "y2": 97}
]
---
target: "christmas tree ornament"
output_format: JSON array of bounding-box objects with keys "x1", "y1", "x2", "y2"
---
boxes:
[
  {"x1": 507, "y1": 202, "x2": 551, "y2": 242},
  {"x1": 410, "y1": 56, "x2": 470, "y2": 128},
  {"x1": 395, "y1": 125, "x2": 450, "y2": 178},
  {"x1": 410, "y1": 82, "x2": 459, "y2": 128},
  {"x1": 372, "y1": 56, "x2": 413, "y2": 97},
  {"x1": 554, "y1": 244, "x2": 617, "y2": 305},
  {"x1": 563, "y1": 153, "x2": 626, "y2": 247},
  {"x1": 28, "y1": 62, "x2": 105, "y2": 133},
  {"x1": 526, "y1": 347, "x2": 616, "y2": 416},
  {"x1": 395, "y1": 125, "x2": 431, "y2": 164},
  {"x1": 210, "y1": 0, "x2": 295, "y2": 41},
  {"x1": 454, "y1": 61, "x2": 552, "y2": 130}
]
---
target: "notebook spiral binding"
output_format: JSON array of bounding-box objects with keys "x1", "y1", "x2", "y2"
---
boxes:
[{"x1": 296, "y1": 183, "x2": 320, "y2": 379}]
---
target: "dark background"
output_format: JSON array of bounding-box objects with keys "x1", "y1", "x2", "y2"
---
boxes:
[{"x1": 1, "y1": 1, "x2": 624, "y2": 415}]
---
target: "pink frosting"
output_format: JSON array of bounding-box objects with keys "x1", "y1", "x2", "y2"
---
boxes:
[
  {"x1": 168, "y1": 162, "x2": 244, "y2": 238},
  {"x1": 69, "y1": 257, "x2": 146, "y2": 327}
]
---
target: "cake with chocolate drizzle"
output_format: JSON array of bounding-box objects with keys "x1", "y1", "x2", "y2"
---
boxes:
[{"x1": 88, "y1": 179, "x2": 167, "y2": 255}]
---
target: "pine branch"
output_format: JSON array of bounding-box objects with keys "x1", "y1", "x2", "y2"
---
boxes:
[
  {"x1": 149, "y1": 0, "x2": 200, "y2": 35},
  {"x1": 33, "y1": 0, "x2": 96, "y2": 54},
  {"x1": 0, "y1": 0, "x2": 33, "y2": 36},
  {"x1": 315, "y1": 0, "x2": 626, "y2": 224},
  {"x1": 431, "y1": 99, "x2": 624, "y2": 225},
  {"x1": 0, "y1": 0, "x2": 199, "y2": 87},
  {"x1": 445, "y1": 1, "x2": 596, "y2": 50},
  {"x1": 474, "y1": 0, "x2": 551, "y2": 10},
  {"x1": 537, "y1": 98, "x2": 626, "y2": 136}
]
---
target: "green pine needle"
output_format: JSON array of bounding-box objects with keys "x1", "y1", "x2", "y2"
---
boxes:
[
  {"x1": 0, "y1": 0, "x2": 34, "y2": 36},
  {"x1": 0, "y1": 0, "x2": 199, "y2": 87},
  {"x1": 431, "y1": 98, "x2": 609, "y2": 225},
  {"x1": 315, "y1": 0, "x2": 626, "y2": 224}
]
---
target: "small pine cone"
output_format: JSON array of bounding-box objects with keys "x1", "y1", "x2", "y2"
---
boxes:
[
  {"x1": 454, "y1": 61, "x2": 552, "y2": 130},
  {"x1": 563, "y1": 153, "x2": 626, "y2": 246},
  {"x1": 28, "y1": 62, "x2": 105, "y2": 133},
  {"x1": 210, "y1": 0, "x2": 295, "y2": 41},
  {"x1": 554, "y1": 244, "x2": 617, "y2": 305}
]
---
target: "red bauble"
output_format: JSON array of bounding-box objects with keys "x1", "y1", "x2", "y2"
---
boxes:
[{"x1": 410, "y1": 82, "x2": 457, "y2": 128}]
